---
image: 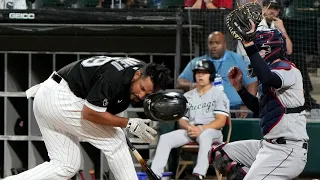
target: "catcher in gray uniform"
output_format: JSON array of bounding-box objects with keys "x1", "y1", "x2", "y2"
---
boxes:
[
  {"x1": 151, "y1": 60, "x2": 230, "y2": 180},
  {"x1": 208, "y1": 3, "x2": 308, "y2": 180}
]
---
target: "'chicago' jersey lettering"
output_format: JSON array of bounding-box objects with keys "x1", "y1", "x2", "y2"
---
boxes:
[{"x1": 183, "y1": 86, "x2": 230, "y2": 125}]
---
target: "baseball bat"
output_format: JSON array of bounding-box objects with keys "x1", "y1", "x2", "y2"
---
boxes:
[
  {"x1": 79, "y1": 170, "x2": 85, "y2": 180},
  {"x1": 103, "y1": 170, "x2": 110, "y2": 180},
  {"x1": 89, "y1": 169, "x2": 95, "y2": 180},
  {"x1": 126, "y1": 137, "x2": 160, "y2": 180}
]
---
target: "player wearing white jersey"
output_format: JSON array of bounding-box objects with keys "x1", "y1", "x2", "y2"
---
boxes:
[
  {"x1": 208, "y1": 29, "x2": 308, "y2": 180},
  {"x1": 151, "y1": 60, "x2": 230, "y2": 180},
  {"x1": 4, "y1": 56, "x2": 171, "y2": 180}
]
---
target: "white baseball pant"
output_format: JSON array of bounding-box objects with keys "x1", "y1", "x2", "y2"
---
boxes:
[
  {"x1": 151, "y1": 128, "x2": 222, "y2": 177},
  {"x1": 223, "y1": 140, "x2": 307, "y2": 180}
]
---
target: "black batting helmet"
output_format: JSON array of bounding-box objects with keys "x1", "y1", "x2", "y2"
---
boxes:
[
  {"x1": 192, "y1": 59, "x2": 216, "y2": 82},
  {"x1": 143, "y1": 92, "x2": 188, "y2": 121}
]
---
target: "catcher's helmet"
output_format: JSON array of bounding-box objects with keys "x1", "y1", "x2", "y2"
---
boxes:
[
  {"x1": 143, "y1": 92, "x2": 188, "y2": 121},
  {"x1": 192, "y1": 59, "x2": 216, "y2": 82},
  {"x1": 253, "y1": 29, "x2": 287, "y2": 65}
]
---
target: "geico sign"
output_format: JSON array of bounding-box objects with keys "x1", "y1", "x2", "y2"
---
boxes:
[{"x1": 9, "y1": 13, "x2": 35, "y2": 19}]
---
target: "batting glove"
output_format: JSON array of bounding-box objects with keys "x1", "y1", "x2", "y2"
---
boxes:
[{"x1": 126, "y1": 118, "x2": 157, "y2": 143}]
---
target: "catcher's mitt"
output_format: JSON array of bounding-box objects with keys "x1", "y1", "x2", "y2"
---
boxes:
[{"x1": 226, "y1": 2, "x2": 263, "y2": 42}]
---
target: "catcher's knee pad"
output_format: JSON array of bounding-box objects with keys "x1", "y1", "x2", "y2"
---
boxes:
[
  {"x1": 208, "y1": 143, "x2": 231, "y2": 175},
  {"x1": 226, "y1": 162, "x2": 247, "y2": 180}
]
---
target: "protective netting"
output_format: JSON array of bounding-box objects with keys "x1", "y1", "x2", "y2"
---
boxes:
[{"x1": 4, "y1": 0, "x2": 320, "y2": 111}]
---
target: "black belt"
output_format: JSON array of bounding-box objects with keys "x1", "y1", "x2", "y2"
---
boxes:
[
  {"x1": 284, "y1": 106, "x2": 305, "y2": 114},
  {"x1": 51, "y1": 73, "x2": 83, "y2": 98},
  {"x1": 265, "y1": 137, "x2": 308, "y2": 150},
  {"x1": 52, "y1": 73, "x2": 62, "y2": 83}
]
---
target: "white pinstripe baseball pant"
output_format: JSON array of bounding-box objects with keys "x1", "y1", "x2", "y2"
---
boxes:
[{"x1": 4, "y1": 73, "x2": 138, "y2": 180}]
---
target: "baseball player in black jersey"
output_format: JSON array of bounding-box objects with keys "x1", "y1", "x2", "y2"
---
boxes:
[{"x1": 4, "y1": 56, "x2": 171, "y2": 180}]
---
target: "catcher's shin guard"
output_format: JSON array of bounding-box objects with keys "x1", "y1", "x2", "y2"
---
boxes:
[
  {"x1": 227, "y1": 162, "x2": 247, "y2": 180},
  {"x1": 208, "y1": 143, "x2": 232, "y2": 175}
]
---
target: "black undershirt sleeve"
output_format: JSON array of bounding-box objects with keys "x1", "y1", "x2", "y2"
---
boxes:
[
  {"x1": 237, "y1": 86, "x2": 260, "y2": 114},
  {"x1": 245, "y1": 45, "x2": 282, "y2": 89}
]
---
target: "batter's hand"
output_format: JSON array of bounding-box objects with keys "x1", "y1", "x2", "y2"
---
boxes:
[
  {"x1": 228, "y1": 66, "x2": 243, "y2": 91},
  {"x1": 126, "y1": 118, "x2": 157, "y2": 143}
]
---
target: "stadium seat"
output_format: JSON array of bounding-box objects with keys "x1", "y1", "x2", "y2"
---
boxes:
[
  {"x1": 73, "y1": 0, "x2": 99, "y2": 8},
  {"x1": 175, "y1": 116, "x2": 232, "y2": 180},
  {"x1": 159, "y1": 0, "x2": 184, "y2": 8},
  {"x1": 40, "y1": 0, "x2": 65, "y2": 7}
]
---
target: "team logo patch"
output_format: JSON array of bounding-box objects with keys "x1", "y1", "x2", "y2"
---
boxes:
[{"x1": 103, "y1": 99, "x2": 108, "y2": 106}]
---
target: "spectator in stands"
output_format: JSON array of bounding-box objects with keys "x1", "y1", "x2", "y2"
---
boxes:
[
  {"x1": 0, "y1": 0, "x2": 27, "y2": 9},
  {"x1": 237, "y1": 0, "x2": 292, "y2": 56},
  {"x1": 185, "y1": 0, "x2": 232, "y2": 9},
  {"x1": 177, "y1": 31, "x2": 258, "y2": 118}
]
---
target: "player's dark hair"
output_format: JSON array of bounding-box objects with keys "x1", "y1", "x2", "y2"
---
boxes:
[{"x1": 140, "y1": 62, "x2": 172, "y2": 91}]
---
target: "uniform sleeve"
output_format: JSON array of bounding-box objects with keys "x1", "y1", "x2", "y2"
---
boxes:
[
  {"x1": 178, "y1": 59, "x2": 196, "y2": 82},
  {"x1": 85, "y1": 78, "x2": 118, "y2": 112},
  {"x1": 236, "y1": 55, "x2": 257, "y2": 86},
  {"x1": 181, "y1": 104, "x2": 190, "y2": 121},
  {"x1": 181, "y1": 93, "x2": 191, "y2": 121},
  {"x1": 271, "y1": 69, "x2": 295, "y2": 88},
  {"x1": 214, "y1": 90, "x2": 230, "y2": 117}
]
